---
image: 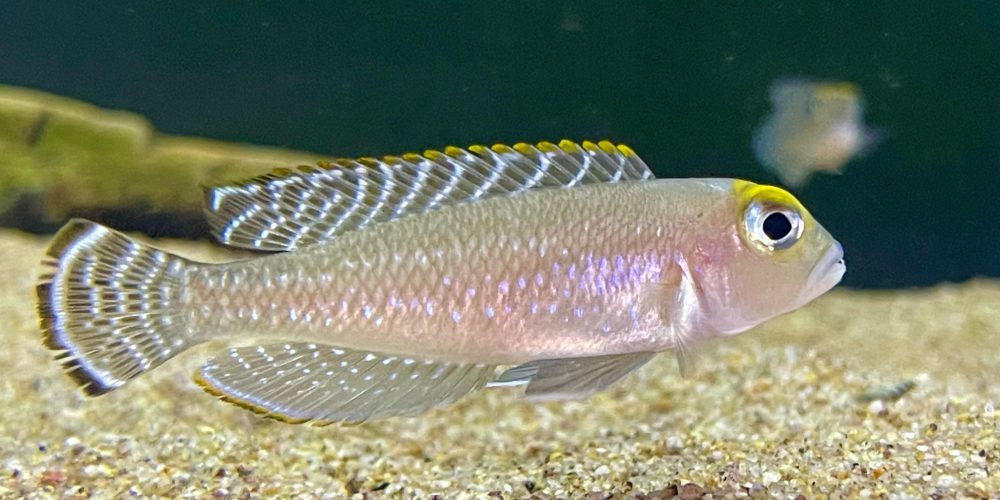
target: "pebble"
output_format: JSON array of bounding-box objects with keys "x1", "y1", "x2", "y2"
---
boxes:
[
  {"x1": 678, "y1": 482, "x2": 704, "y2": 499},
  {"x1": 761, "y1": 471, "x2": 781, "y2": 486}
]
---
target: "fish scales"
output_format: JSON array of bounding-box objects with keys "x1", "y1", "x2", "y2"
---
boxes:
[{"x1": 185, "y1": 181, "x2": 716, "y2": 364}]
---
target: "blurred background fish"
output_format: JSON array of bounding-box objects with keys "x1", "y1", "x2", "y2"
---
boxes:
[{"x1": 753, "y1": 79, "x2": 878, "y2": 188}]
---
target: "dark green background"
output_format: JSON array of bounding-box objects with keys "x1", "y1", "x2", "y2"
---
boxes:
[{"x1": 2, "y1": 2, "x2": 998, "y2": 288}]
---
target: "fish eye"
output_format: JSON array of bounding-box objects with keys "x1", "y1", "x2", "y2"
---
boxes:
[
  {"x1": 762, "y1": 212, "x2": 792, "y2": 241},
  {"x1": 744, "y1": 201, "x2": 804, "y2": 251}
]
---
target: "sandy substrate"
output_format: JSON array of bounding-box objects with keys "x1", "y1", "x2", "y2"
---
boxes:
[{"x1": 0, "y1": 229, "x2": 997, "y2": 498}]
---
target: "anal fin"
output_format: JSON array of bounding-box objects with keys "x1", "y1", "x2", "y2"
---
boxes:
[
  {"x1": 489, "y1": 352, "x2": 656, "y2": 401},
  {"x1": 194, "y1": 343, "x2": 497, "y2": 424}
]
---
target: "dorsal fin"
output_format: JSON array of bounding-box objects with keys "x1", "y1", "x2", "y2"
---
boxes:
[{"x1": 203, "y1": 140, "x2": 654, "y2": 251}]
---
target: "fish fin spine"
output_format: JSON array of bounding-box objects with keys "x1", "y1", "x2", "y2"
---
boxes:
[
  {"x1": 490, "y1": 352, "x2": 656, "y2": 400},
  {"x1": 195, "y1": 343, "x2": 498, "y2": 424},
  {"x1": 202, "y1": 139, "x2": 654, "y2": 252},
  {"x1": 37, "y1": 219, "x2": 198, "y2": 395}
]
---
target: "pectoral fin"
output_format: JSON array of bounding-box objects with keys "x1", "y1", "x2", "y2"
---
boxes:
[
  {"x1": 194, "y1": 343, "x2": 497, "y2": 424},
  {"x1": 489, "y1": 352, "x2": 656, "y2": 401},
  {"x1": 666, "y1": 253, "x2": 711, "y2": 378},
  {"x1": 674, "y1": 342, "x2": 702, "y2": 378}
]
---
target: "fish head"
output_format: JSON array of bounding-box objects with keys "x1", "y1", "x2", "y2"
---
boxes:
[
  {"x1": 695, "y1": 180, "x2": 845, "y2": 335},
  {"x1": 807, "y1": 82, "x2": 863, "y2": 123},
  {"x1": 770, "y1": 79, "x2": 863, "y2": 125}
]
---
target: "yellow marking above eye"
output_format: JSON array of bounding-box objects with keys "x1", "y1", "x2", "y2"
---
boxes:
[
  {"x1": 732, "y1": 180, "x2": 815, "y2": 252},
  {"x1": 811, "y1": 82, "x2": 860, "y2": 101},
  {"x1": 731, "y1": 179, "x2": 804, "y2": 211}
]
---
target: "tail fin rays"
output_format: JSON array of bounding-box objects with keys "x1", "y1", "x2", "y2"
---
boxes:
[{"x1": 36, "y1": 219, "x2": 194, "y2": 395}]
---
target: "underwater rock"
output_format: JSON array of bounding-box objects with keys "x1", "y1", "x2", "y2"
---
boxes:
[{"x1": 0, "y1": 84, "x2": 321, "y2": 231}]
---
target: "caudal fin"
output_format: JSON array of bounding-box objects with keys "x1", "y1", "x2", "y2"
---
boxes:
[{"x1": 36, "y1": 219, "x2": 195, "y2": 395}]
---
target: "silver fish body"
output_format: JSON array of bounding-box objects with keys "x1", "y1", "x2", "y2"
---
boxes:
[
  {"x1": 188, "y1": 179, "x2": 731, "y2": 364},
  {"x1": 37, "y1": 140, "x2": 845, "y2": 424}
]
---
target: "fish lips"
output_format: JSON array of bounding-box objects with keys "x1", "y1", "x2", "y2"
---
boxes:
[{"x1": 799, "y1": 241, "x2": 846, "y2": 305}]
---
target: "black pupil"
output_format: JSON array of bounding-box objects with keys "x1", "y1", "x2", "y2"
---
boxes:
[{"x1": 762, "y1": 212, "x2": 793, "y2": 241}]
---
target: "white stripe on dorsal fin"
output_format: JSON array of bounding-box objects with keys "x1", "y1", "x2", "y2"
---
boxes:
[
  {"x1": 194, "y1": 342, "x2": 498, "y2": 425},
  {"x1": 203, "y1": 140, "x2": 654, "y2": 251}
]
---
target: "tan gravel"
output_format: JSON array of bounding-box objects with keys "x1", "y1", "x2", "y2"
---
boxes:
[{"x1": 1, "y1": 229, "x2": 997, "y2": 498}]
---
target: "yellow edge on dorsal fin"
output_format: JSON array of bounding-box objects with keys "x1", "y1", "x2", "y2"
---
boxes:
[
  {"x1": 536, "y1": 141, "x2": 559, "y2": 154},
  {"x1": 512, "y1": 142, "x2": 534, "y2": 156},
  {"x1": 203, "y1": 139, "x2": 642, "y2": 191},
  {"x1": 423, "y1": 148, "x2": 445, "y2": 160},
  {"x1": 490, "y1": 143, "x2": 515, "y2": 155},
  {"x1": 357, "y1": 157, "x2": 379, "y2": 168},
  {"x1": 558, "y1": 139, "x2": 583, "y2": 154},
  {"x1": 617, "y1": 143, "x2": 638, "y2": 157}
]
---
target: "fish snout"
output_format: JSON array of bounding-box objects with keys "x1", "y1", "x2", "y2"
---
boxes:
[{"x1": 800, "y1": 241, "x2": 846, "y2": 304}]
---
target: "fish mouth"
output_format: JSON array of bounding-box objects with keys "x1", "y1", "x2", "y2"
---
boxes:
[{"x1": 799, "y1": 241, "x2": 846, "y2": 305}]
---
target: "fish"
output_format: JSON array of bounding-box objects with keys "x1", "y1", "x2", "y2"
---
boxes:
[
  {"x1": 753, "y1": 78, "x2": 877, "y2": 188},
  {"x1": 36, "y1": 140, "x2": 846, "y2": 424}
]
